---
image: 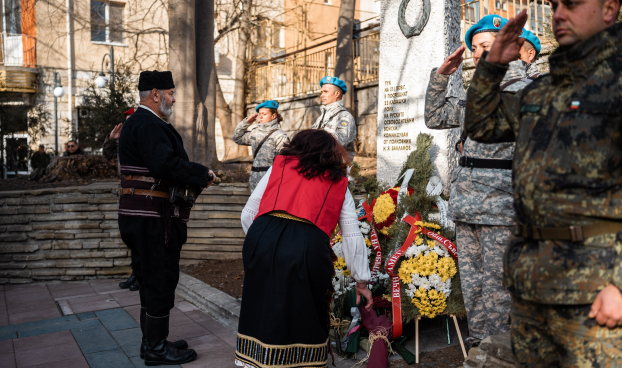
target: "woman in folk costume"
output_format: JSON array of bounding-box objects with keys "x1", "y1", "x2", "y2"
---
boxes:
[
  {"x1": 233, "y1": 100, "x2": 290, "y2": 192},
  {"x1": 235, "y1": 129, "x2": 373, "y2": 368}
]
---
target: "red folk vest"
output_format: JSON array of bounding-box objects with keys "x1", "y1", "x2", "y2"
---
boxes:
[{"x1": 255, "y1": 155, "x2": 348, "y2": 237}]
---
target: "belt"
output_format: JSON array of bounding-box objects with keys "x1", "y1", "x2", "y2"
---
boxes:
[
  {"x1": 516, "y1": 221, "x2": 622, "y2": 242},
  {"x1": 459, "y1": 156, "x2": 513, "y2": 170},
  {"x1": 251, "y1": 166, "x2": 270, "y2": 172},
  {"x1": 120, "y1": 188, "x2": 169, "y2": 199},
  {"x1": 267, "y1": 211, "x2": 312, "y2": 225},
  {"x1": 123, "y1": 175, "x2": 157, "y2": 183}
]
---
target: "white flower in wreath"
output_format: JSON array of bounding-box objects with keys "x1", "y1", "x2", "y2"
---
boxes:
[
  {"x1": 432, "y1": 245, "x2": 449, "y2": 257},
  {"x1": 429, "y1": 274, "x2": 443, "y2": 289},
  {"x1": 419, "y1": 278, "x2": 432, "y2": 290},
  {"x1": 358, "y1": 221, "x2": 371, "y2": 235}
]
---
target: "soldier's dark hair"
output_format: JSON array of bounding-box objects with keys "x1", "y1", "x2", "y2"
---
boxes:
[
  {"x1": 267, "y1": 108, "x2": 284, "y2": 123},
  {"x1": 67, "y1": 140, "x2": 78, "y2": 145},
  {"x1": 280, "y1": 129, "x2": 349, "y2": 182}
]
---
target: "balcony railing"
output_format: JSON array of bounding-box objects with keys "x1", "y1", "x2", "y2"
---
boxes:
[
  {"x1": 247, "y1": 32, "x2": 379, "y2": 103},
  {"x1": 0, "y1": 33, "x2": 37, "y2": 68},
  {"x1": 461, "y1": 0, "x2": 551, "y2": 59}
]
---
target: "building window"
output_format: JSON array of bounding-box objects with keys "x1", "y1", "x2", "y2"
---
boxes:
[{"x1": 91, "y1": 1, "x2": 125, "y2": 44}]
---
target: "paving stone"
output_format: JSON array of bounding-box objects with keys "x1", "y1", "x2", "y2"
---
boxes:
[
  {"x1": 123, "y1": 305, "x2": 141, "y2": 322},
  {"x1": 71, "y1": 324, "x2": 118, "y2": 354},
  {"x1": 184, "y1": 333, "x2": 231, "y2": 354},
  {"x1": 0, "y1": 315, "x2": 74, "y2": 337},
  {"x1": 17, "y1": 319, "x2": 100, "y2": 339},
  {"x1": 113, "y1": 292, "x2": 141, "y2": 307},
  {"x1": 168, "y1": 322, "x2": 211, "y2": 341},
  {"x1": 0, "y1": 330, "x2": 16, "y2": 341},
  {"x1": 76, "y1": 312, "x2": 96, "y2": 321},
  {"x1": 169, "y1": 309, "x2": 196, "y2": 327},
  {"x1": 0, "y1": 352, "x2": 15, "y2": 368},
  {"x1": 0, "y1": 338, "x2": 13, "y2": 354},
  {"x1": 110, "y1": 327, "x2": 142, "y2": 358},
  {"x1": 68, "y1": 299, "x2": 121, "y2": 314},
  {"x1": 26, "y1": 356, "x2": 89, "y2": 368},
  {"x1": 13, "y1": 330, "x2": 75, "y2": 352},
  {"x1": 84, "y1": 348, "x2": 135, "y2": 368},
  {"x1": 7, "y1": 299, "x2": 57, "y2": 314},
  {"x1": 95, "y1": 308, "x2": 139, "y2": 331},
  {"x1": 131, "y1": 355, "x2": 181, "y2": 368},
  {"x1": 9, "y1": 307, "x2": 61, "y2": 325},
  {"x1": 15, "y1": 341, "x2": 82, "y2": 367},
  {"x1": 66, "y1": 294, "x2": 112, "y2": 306},
  {"x1": 180, "y1": 349, "x2": 237, "y2": 368},
  {"x1": 49, "y1": 285, "x2": 96, "y2": 299}
]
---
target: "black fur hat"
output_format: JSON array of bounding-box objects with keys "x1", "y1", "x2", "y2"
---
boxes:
[{"x1": 137, "y1": 70, "x2": 175, "y2": 91}]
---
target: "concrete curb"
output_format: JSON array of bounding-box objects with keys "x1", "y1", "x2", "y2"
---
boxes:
[{"x1": 175, "y1": 272, "x2": 240, "y2": 331}]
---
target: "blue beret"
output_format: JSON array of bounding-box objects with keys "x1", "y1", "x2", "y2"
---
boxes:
[
  {"x1": 520, "y1": 28, "x2": 541, "y2": 57},
  {"x1": 319, "y1": 76, "x2": 347, "y2": 94},
  {"x1": 465, "y1": 15, "x2": 508, "y2": 52},
  {"x1": 255, "y1": 100, "x2": 279, "y2": 112}
]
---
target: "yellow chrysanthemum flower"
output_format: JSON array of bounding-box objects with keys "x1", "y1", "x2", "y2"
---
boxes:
[{"x1": 373, "y1": 193, "x2": 396, "y2": 225}]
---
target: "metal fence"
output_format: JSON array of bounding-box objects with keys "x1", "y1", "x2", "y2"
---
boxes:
[
  {"x1": 461, "y1": 0, "x2": 551, "y2": 59},
  {"x1": 0, "y1": 33, "x2": 37, "y2": 68},
  {"x1": 247, "y1": 31, "x2": 379, "y2": 103}
]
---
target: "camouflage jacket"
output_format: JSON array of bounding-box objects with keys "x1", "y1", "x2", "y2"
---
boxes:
[
  {"x1": 102, "y1": 137, "x2": 118, "y2": 160},
  {"x1": 233, "y1": 117, "x2": 289, "y2": 191},
  {"x1": 464, "y1": 24, "x2": 622, "y2": 304},
  {"x1": 312, "y1": 100, "x2": 356, "y2": 159},
  {"x1": 424, "y1": 60, "x2": 531, "y2": 226},
  {"x1": 526, "y1": 62, "x2": 539, "y2": 78}
]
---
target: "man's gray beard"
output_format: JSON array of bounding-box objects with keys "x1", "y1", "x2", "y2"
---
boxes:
[{"x1": 160, "y1": 98, "x2": 173, "y2": 117}]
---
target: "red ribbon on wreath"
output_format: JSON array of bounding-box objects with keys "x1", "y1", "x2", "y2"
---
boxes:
[
  {"x1": 357, "y1": 199, "x2": 383, "y2": 273},
  {"x1": 385, "y1": 212, "x2": 459, "y2": 339}
]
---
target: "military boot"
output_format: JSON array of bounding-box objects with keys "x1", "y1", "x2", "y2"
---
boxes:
[
  {"x1": 119, "y1": 274, "x2": 137, "y2": 289},
  {"x1": 144, "y1": 314, "x2": 197, "y2": 366},
  {"x1": 140, "y1": 308, "x2": 188, "y2": 359}
]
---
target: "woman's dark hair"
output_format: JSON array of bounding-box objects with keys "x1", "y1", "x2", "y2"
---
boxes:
[
  {"x1": 267, "y1": 108, "x2": 283, "y2": 123},
  {"x1": 280, "y1": 129, "x2": 350, "y2": 182}
]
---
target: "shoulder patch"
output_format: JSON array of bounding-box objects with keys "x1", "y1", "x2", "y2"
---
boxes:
[{"x1": 341, "y1": 122, "x2": 348, "y2": 126}]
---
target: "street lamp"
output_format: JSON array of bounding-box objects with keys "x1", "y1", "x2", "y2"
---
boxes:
[
  {"x1": 53, "y1": 72, "x2": 65, "y2": 155},
  {"x1": 97, "y1": 45, "x2": 114, "y2": 94}
]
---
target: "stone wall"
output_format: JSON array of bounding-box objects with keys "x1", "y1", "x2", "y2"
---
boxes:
[
  {"x1": 246, "y1": 82, "x2": 379, "y2": 157},
  {"x1": 0, "y1": 182, "x2": 250, "y2": 284}
]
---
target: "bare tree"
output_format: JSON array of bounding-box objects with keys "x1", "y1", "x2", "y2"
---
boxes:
[
  {"x1": 334, "y1": 0, "x2": 356, "y2": 112},
  {"x1": 168, "y1": 0, "x2": 218, "y2": 166}
]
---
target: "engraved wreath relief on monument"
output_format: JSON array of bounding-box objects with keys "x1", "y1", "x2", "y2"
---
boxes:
[{"x1": 398, "y1": 0, "x2": 431, "y2": 38}]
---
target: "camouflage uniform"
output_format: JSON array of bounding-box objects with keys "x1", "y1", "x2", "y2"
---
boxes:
[
  {"x1": 424, "y1": 60, "x2": 531, "y2": 340},
  {"x1": 525, "y1": 62, "x2": 539, "y2": 78},
  {"x1": 465, "y1": 24, "x2": 622, "y2": 366},
  {"x1": 233, "y1": 118, "x2": 289, "y2": 191},
  {"x1": 312, "y1": 100, "x2": 356, "y2": 160}
]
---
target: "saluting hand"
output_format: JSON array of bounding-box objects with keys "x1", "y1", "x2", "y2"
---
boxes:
[
  {"x1": 247, "y1": 113, "x2": 258, "y2": 124},
  {"x1": 589, "y1": 284, "x2": 622, "y2": 328},
  {"x1": 486, "y1": 10, "x2": 528, "y2": 65},
  {"x1": 109, "y1": 123, "x2": 123, "y2": 140},
  {"x1": 437, "y1": 46, "x2": 466, "y2": 75}
]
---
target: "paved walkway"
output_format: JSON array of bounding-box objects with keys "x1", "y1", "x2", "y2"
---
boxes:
[{"x1": 0, "y1": 279, "x2": 238, "y2": 368}]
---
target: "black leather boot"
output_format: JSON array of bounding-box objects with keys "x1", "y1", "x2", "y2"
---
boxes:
[
  {"x1": 119, "y1": 274, "x2": 136, "y2": 289},
  {"x1": 144, "y1": 314, "x2": 197, "y2": 366},
  {"x1": 129, "y1": 276, "x2": 140, "y2": 291},
  {"x1": 140, "y1": 308, "x2": 188, "y2": 359}
]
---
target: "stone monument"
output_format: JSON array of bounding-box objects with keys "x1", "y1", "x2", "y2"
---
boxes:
[{"x1": 376, "y1": 0, "x2": 462, "y2": 187}]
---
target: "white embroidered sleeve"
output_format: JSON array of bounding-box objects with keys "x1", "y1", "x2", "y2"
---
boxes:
[
  {"x1": 241, "y1": 167, "x2": 272, "y2": 233},
  {"x1": 339, "y1": 189, "x2": 371, "y2": 283}
]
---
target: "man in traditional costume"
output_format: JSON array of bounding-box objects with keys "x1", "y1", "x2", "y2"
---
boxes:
[
  {"x1": 424, "y1": 15, "x2": 537, "y2": 347},
  {"x1": 233, "y1": 100, "x2": 289, "y2": 191},
  {"x1": 312, "y1": 76, "x2": 357, "y2": 160},
  {"x1": 235, "y1": 129, "x2": 371, "y2": 368},
  {"x1": 118, "y1": 70, "x2": 214, "y2": 365}
]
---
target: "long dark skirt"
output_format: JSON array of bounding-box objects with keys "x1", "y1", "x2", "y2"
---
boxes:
[{"x1": 235, "y1": 215, "x2": 334, "y2": 368}]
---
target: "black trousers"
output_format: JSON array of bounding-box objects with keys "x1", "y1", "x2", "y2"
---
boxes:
[{"x1": 118, "y1": 215, "x2": 187, "y2": 317}]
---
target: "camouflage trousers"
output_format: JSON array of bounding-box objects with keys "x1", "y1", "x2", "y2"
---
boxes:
[
  {"x1": 249, "y1": 171, "x2": 267, "y2": 192},
  {"x1": 511, "y1": 297, "x2": 622, "y2": 367},
  {"x1": 455, "y1": 222, "x2": 512, "y2": 340}
]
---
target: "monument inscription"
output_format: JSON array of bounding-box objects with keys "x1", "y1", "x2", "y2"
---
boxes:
[{"x1": 376, "y1": 0, "x2": 461, "y2": 187}]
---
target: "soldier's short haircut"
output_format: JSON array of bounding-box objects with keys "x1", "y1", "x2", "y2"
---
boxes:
[{"x1": 522, "y1": 41, "x2": 534, "y2": 51}]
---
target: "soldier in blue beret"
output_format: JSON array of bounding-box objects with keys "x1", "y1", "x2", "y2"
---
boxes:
[
  {"x1": 519, "y1": 28, "x2": 541, "y2": 78},
  {"x1": 312, "y1": 76, "x2": 356, "y2": 160},
  {"x1": 424, "y1": 14, "x2": 535, "y2": 348},
  {"x1": 233, "y1": 100, "x2": 289, "y2": 191}
]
